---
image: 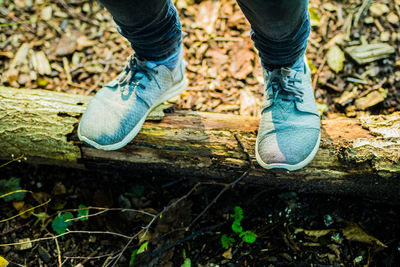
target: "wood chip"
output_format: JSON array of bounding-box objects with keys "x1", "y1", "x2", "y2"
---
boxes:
[
  {"x1": 16, "y1": 238, "x2": 32, "y2": 250},
  {"x1": 55, "y1": 31, "x2": 81, "y2": 56},
  {"x1": 31, "y1": 51, "x2": 52, "y2": 75},
  {"x1": 41, "y1": 6, "x2": 52, "y2": 21},
  {"x1": 344, "y1": 43, "x2": 395, "y2": 65},
  {"x1": 355, "y1": 90, "x2": 387, "y2": 110}
]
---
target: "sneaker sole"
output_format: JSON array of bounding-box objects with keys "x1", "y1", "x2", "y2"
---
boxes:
[
  {"x1": 78, "y1": 77, "x2": 187, "y2": 150},
  {"x1": 255, "y1": 133, "x2": 321, "y2": 171}
]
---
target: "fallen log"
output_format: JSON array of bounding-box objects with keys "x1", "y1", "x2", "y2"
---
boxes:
[{"x1": 1, "y1": 86, "x2": 400, "y2": 200}]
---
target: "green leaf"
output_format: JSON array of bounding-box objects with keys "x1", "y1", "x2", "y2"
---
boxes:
[
  {"x1": 232, "y1": 221, "x2": 243, "y2": 233},
  {"x1": 239, "y1": 231, "x2": 257, "y2": 244},
  {"x1": 129, "y1": 249, "x2": 138, "y2": 265},
  {"x1": 316, "y1": 102, "x2": 328, "y2": 116},
  {"x1": 51, "y1": 212, "x2": 74, "y2": 235},
  {"x1": 230, "y1": 206, "x2": 244, "y2": 222},
  {"x1": 308, "y1": 59, "x2": 317, "y2": 75},
  {"x1": 309, "y1": 7, "x2": 320, "y2": 27},
  {"x1": 220, "y1": 234, "x2": 235, "y2": 249},
  {"x1": 137, "y1": 241, "x2": 149, "y2": 254},
  {"x1": 77, "y1": 204, "x2": 89, "y2": 221},
  {"x1": 129, "y1": 241, "x2": 149, "y2": 265},
  {"x1": 181, "y1": 258, "x2": 191, "y2": 267},
  {"x1": 131, "y1": 184, "x2": 145, "y2": 197},
  {"x1": 0, "y1": 177, "x2": 26, "y2": 202}
]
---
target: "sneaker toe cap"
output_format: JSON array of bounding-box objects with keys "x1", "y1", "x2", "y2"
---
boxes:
[
  {"x1": 78, "y1": 98, "x2": 140, "y2": 146},
  {"x1": 257, "y1": 128, "x2": 320, "y2": 167}
]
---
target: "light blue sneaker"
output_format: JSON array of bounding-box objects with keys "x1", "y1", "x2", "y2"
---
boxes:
[
  {"x1": 78, "y1": 48, "x2": 187, "y2": 150},
  {"x1": 256, "y1": 57, "x2": 321, "y2": 171}
]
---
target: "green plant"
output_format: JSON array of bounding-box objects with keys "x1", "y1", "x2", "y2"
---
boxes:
[
  {"x1": 220, "y1": 206, "x2": 257, "y2": 249},
  {"x1": 52, "y1": 212, "x2": 74, "y2": 235},
  {"x1": 0, "y1": 177, "x2": 26, "y2": 202},
  {"x1": 51, "y1": 205, "x2": 89, "y2": 235},
  {"x1": 129, "y1": 241, "x2": 149, "y2": 265}
]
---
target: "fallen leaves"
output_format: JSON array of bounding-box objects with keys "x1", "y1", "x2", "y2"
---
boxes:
[
  {"x1": 327, "y1": 45, "x2": 345, "y2": 73},
  {"x1": 343, "y1": 223, "x2": 387, "y2": 248},
  {"x1": 296, "y1": 222, "x2": 387, "y2": 249},
  {"x1": 344, "y1": 43, "x2": 396, "y2": 65},
  {"x1": 1, "y1": 0, "x2": 400, "y2": 116}
]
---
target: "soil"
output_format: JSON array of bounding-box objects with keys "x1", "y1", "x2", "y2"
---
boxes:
[{"x1": 1, "y1": 164, "x2": 400, "y2": 266}]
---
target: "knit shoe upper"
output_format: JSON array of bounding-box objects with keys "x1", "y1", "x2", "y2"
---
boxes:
[
  {"x1": 256, "y1": 57, "x2": 321, "y2": 171},
  {"x1": 78, "y1": 49, "x2": 187, "y2": 150}
]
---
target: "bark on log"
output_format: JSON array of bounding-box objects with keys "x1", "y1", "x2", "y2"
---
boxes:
[{"x1": 1, "y1": 86, "x2": 400, "y2": 200}]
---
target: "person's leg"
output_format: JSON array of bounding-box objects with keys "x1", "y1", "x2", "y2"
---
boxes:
[
  {"x1": 236, "y1": 0, "x2": 309, "y2": 70},
  {"x1": 78, "y1": 0, "x2": 187, "y2": 150},
  {"x1": 98, "y1": 0, "x2": 182, "y2": 61},
  {"x1": 236, "y1": 0, "x2": 320, "y2": 171}
]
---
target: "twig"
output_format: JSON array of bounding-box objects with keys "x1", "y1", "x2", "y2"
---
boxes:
[
  {"x1": 0, "y1": 220, "x2": 34, "y2": 236},
  {"x1": 54, "y1": 238, "x2": 62, "y2": 267},
  {"x1": 148, "y1": 224, "x2": 224, "y2": 265},
  {"x1": 0, "y1": 7, "x2": 36, "y2": 33},
  {"x1": 57, "y1": 0, "x2": 99, "y2": 26},
  {"x1": 213, "y1": 37, "x2": 242, "y2": 42},
  {"x1": 0, "y1": 20, "x2": 34, "y2": 27},
  {"x1": 186, "y1": 168, "x2": 251, "y2": 230},
  {"x1": 353, "y1": 0, "x2": 371, "y2": 28},
  {"x1": 79, "y1": 250, "x2": 98, "y2": 266},
  {"x1": 0, "y1": 192, "x2": 51, "y2": 223},
  {"x1": 110, "y1": 183, "x2": 201, "y2": 266},
  {"x1": 325, "y1": 82, "x2": 343, "y2": 92},
  {"x1": 63, "y1": 57, "x2": 72, "y2": 84},
  {"x1": 65, "y1": 251, "x2": 116, "y2": 261},
  {"x1": 0, "y1": 230, "x2": 131, "y2": 247},
  {"x1": 66, "y1": 81, "x2": 91, "y2": 90},
  {"x1": 86, "y1": 52, "x2": 113, "y2": 95},
  {"x1": 65, "y1": 206, "x2": 156, "y2": 223},
  {"x1": 312, "y1": 55, "x2": 327, "y2": 92},
  {"x1": 0, "y1": 154, "x2": 25, "y2": 168}
]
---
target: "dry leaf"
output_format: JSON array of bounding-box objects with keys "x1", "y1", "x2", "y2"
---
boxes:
[
  {"x1": 327, "y1": 45, "x2": 345, "y2": 73},
  {"x1": 342, "y1": 223, "x2": 387, "y2": 248},
  {"x1": 345, "y1": 43, "x2": 395, "y2": 65},
  {"x1": 222, "y1": 248, "x2": 233, "y2": 259},
  {"x1": 355, "y1": 90, "x2": 387, "y2": 110},
  {"x1": 19, "y1": 204, "x2": 34, "y2": 219},
  {"x1": 16, "y1": 238, "x2": 32, "y2": 250},
  {"x1": 295, "y1": 228, "x2": 335, "y2": 238},
  {"x1": 12, "y1": 201, "x2": 25, "y2": 211},
  {"x1": 31, "y1": 51, "x2": 52, "y2": 75},
  {"x1": 0, "y1": 256, "x2": 9, "y2": 267},
  {"x1": 369, "y1": 3, "x2": 389, "y2": 17},
  {"x1": 55, "y1": 31, "x2": 81, "y2": 56}
]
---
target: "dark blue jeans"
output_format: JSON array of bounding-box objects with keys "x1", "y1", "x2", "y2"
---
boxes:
[{"x1": 98, "y1": 0, "x2": 309, "y2": 69}]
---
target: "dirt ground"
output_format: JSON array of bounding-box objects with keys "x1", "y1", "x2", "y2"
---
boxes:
[
  {"x1": 1, "y1": 164, "x2": 400, "y2": 266},
  {"x1": 1, "y1": 0, "x2": 400, "y2": 266}
]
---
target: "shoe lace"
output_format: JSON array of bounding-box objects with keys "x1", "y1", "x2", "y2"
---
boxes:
[
  {"x1": 267, "y1": 68, "x2": 304, "y2": 103},
  {"x1": 118, "y1": 55, "x2": 159, "y2": 95}
]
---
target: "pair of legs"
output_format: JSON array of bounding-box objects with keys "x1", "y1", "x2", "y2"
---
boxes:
[
  {"x1": 98, "y1": 0, "x2": 310, "y2": 70},
  {"x1": 78, "y1": 0, "x2": 321, "y2": 171}
]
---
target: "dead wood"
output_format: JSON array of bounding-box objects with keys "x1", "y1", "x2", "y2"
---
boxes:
[{"x1": 1, "y1": 86, "x2": 400, "y2": 200}]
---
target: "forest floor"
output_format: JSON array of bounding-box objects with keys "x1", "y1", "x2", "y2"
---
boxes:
[{"x1": 1, "y1": 0, "x2": 400, "y2": 266}]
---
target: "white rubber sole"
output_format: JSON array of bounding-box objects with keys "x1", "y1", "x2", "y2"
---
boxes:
[
  {"x1": 78, "y1": 77, "x2": 187, "y2": 150},
  {"x1": 255, "y1": 133, "x2": 321, "y2": 171}
]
